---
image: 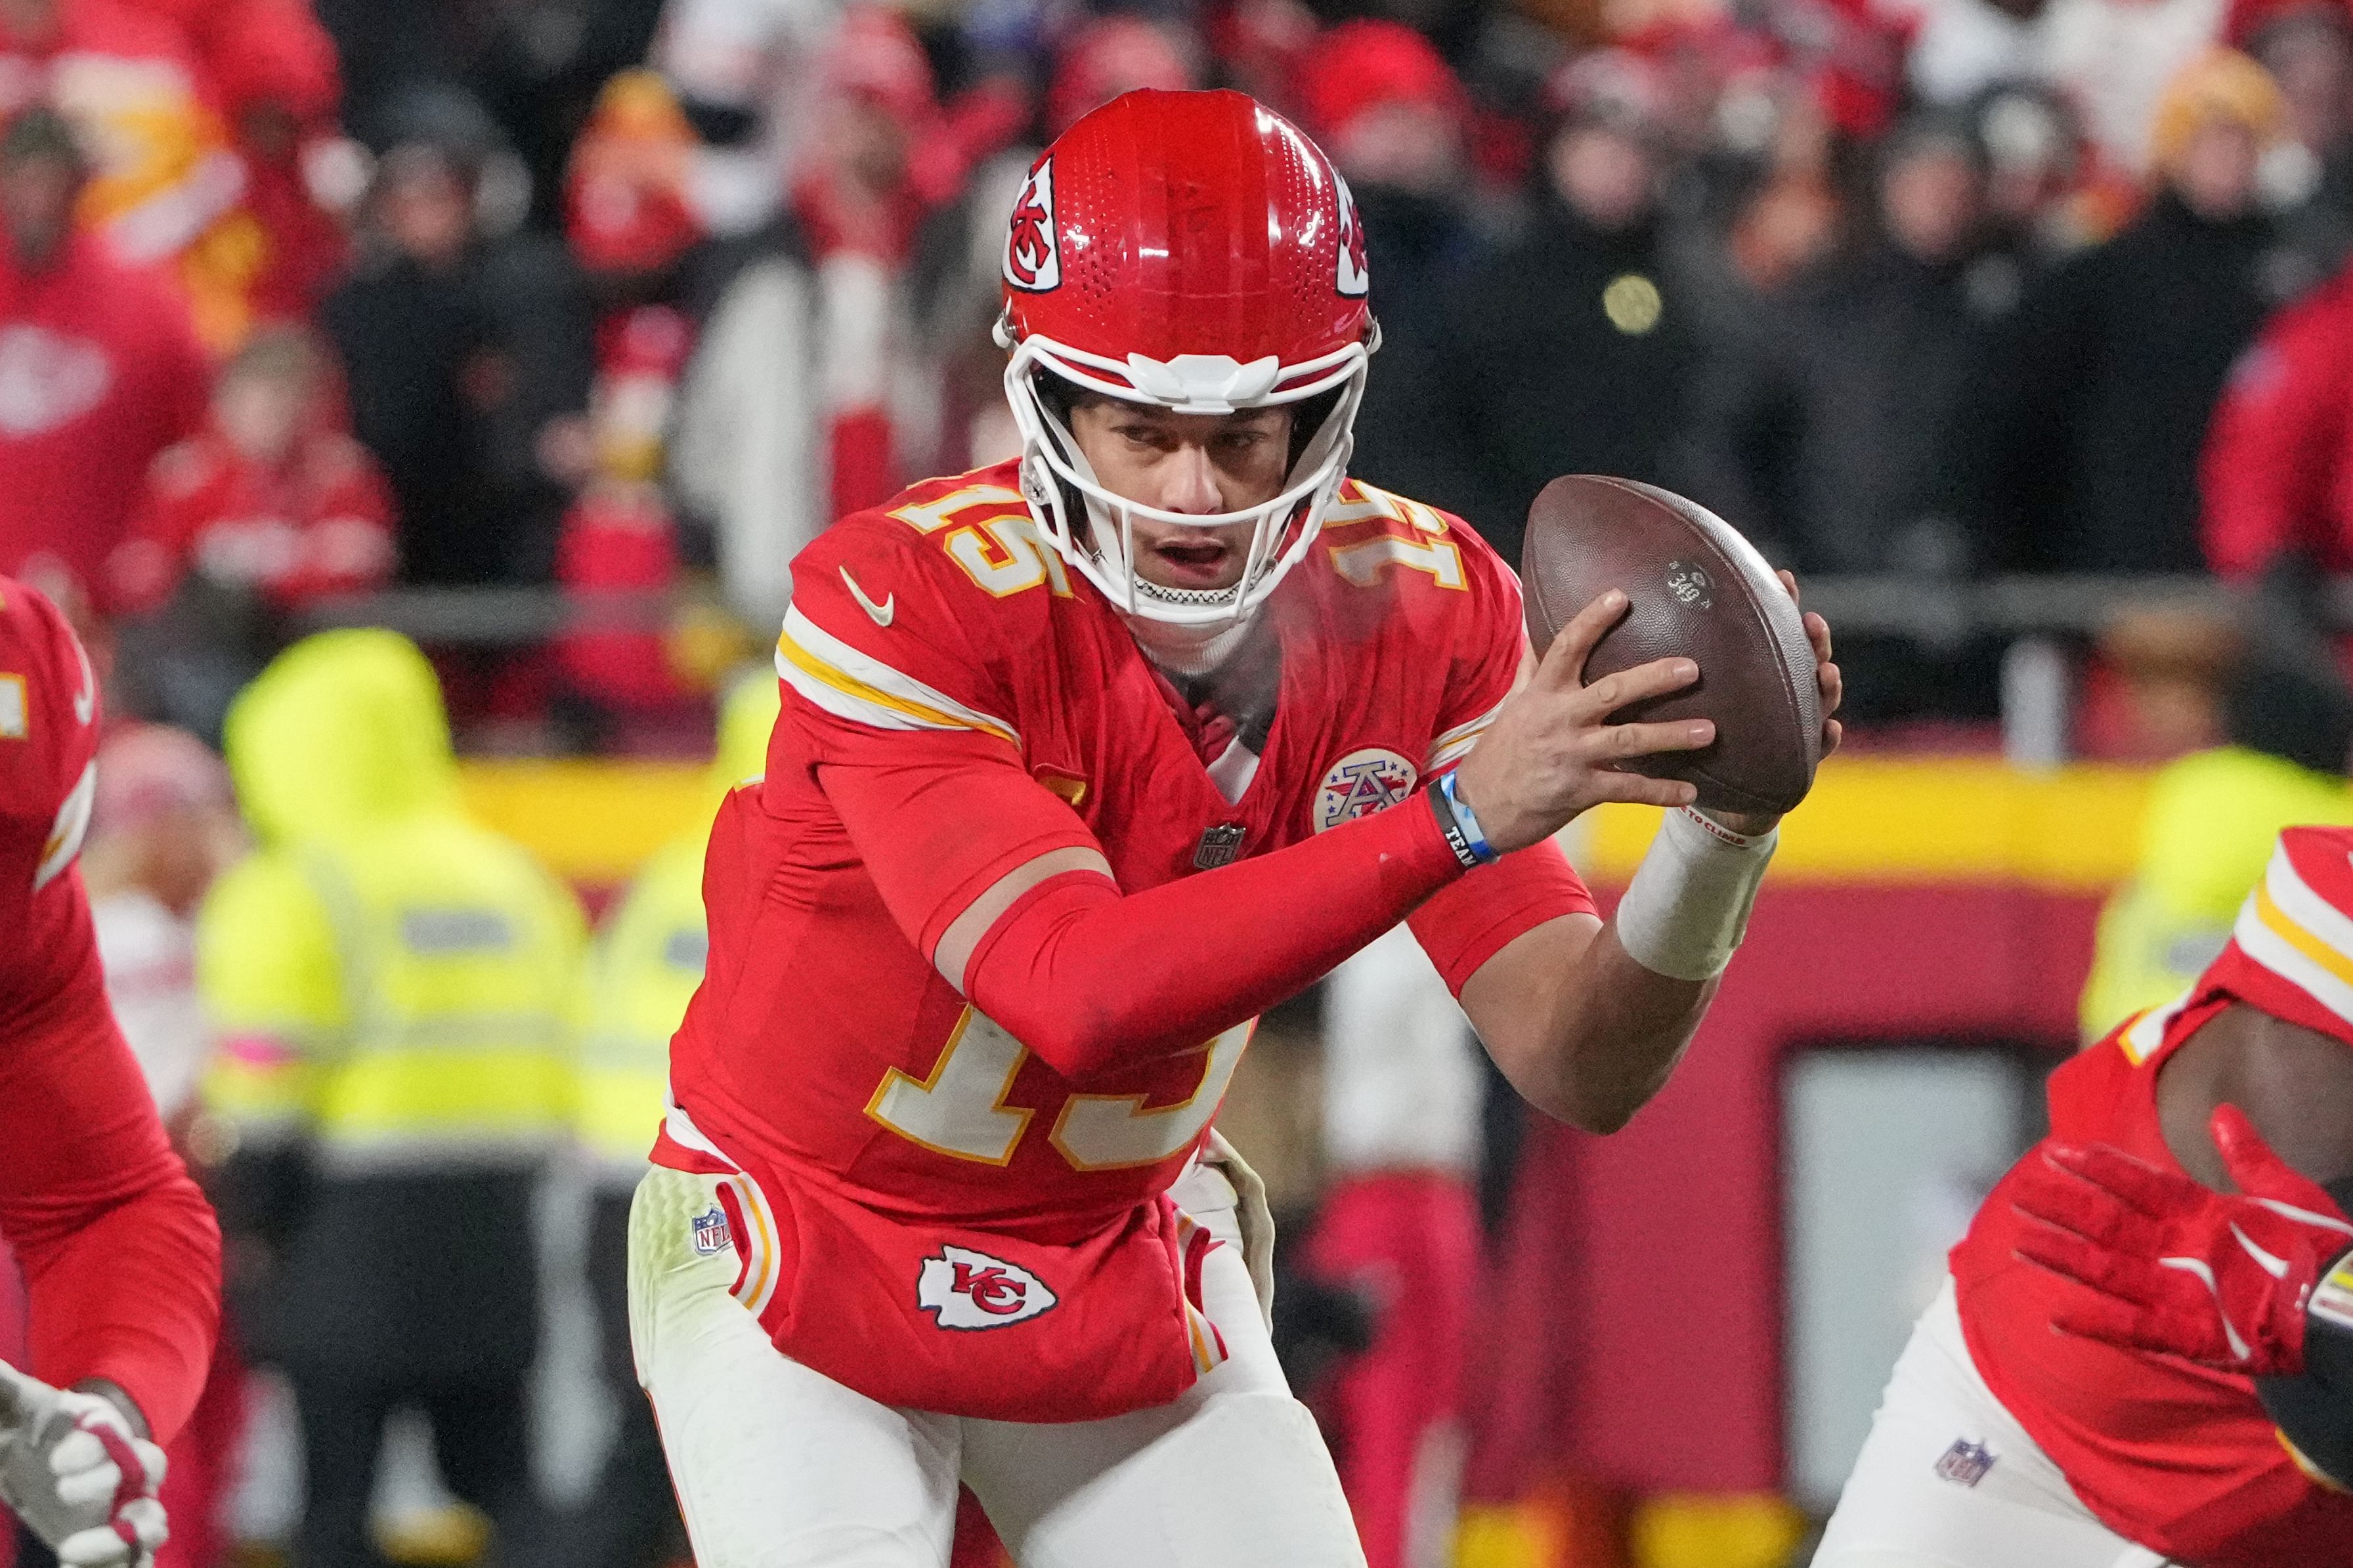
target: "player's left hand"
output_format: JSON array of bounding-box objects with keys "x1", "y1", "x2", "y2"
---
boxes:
[
  {"x1": 1704, "y1": 570, "x2": 1841, "y2": 839},
  {"x1": 2010, "y1": 1105, "x2": 2353, "y2": 1376},
  {"x1": 0, "y1": 1364, "x2": 168, "y2": 1567}
]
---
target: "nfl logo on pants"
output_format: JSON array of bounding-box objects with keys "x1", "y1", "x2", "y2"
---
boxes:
[{"x1": 1934, "y1": 1438, "x2": 1997, "y2": 1489}]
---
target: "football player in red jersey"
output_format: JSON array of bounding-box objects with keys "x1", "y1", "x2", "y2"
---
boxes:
[
  {"x1": 0, "y1": 578, "x2": 221, "y2": 1565},
  {"x1": 1816, "y1": 824, "x2": 2353, "y2": 1568},
  {"x1": 632, "y1": 88, "x2": 1841, "y2": 1567}
]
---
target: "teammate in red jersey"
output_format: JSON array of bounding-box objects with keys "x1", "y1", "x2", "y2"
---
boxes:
[
  {"x1": 1816, "y1": 824, "x2": 2353, "y2": 1568},
  {"x1": 632, "y1": 88, "x2": 1840, "y2": 1567},
  {"x1": 0, "y1": 578, "x2": 221, "y2": 1565}
]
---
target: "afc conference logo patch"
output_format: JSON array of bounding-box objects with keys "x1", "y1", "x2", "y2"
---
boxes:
[
  {"x1": 918, "y1": 1244, "x2": 1058, "y2": 1330},
  {"x1": 690, "y1": 1206, "x2": 733, "y2": 1256},
  {"x1": 1316, "y1": 747, "x2": 1417, "y2": 832},
  {"x1": 1003, "y1": 159, "x2": 1060, "y2": 292},
  {"x1": 1933, "y1": 1438, "x2": 1997, "y2": 1489}
]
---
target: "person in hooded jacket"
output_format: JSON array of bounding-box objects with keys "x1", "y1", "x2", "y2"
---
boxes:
[{"x1": 198, "y1": 629, "x2": 584, "y2": 1568}]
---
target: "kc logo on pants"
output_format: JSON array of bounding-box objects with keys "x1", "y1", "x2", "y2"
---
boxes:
[{"x1": 917, "y1": 1244, "x2": 1058, "y2": 1329}]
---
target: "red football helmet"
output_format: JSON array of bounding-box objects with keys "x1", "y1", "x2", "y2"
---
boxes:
[{"x1": 996, "y1": 89, "x2": 1377, "y2": 625}]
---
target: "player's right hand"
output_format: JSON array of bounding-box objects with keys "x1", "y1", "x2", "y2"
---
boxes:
[
  {"x1": 0, "y1": 1363, "x2": 168, "y2": 1567},
  {"x1": 1450, "y1": 589, "x2": 1710, "y2": 854}
]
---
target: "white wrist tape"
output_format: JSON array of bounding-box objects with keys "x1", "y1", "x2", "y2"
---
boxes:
[{"x1": 1613, "y1": 807, "x2": 1777, "y2": 980}]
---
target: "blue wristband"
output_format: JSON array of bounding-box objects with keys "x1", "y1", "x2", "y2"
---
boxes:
[{"x1": 1432, "y1": 769, "x2": 1498, "y2": 866}]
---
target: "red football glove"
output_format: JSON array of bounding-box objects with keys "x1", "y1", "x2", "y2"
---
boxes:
[{"x1": 2010, "y1": 1105, "x2": 2353, "y2": 1376}]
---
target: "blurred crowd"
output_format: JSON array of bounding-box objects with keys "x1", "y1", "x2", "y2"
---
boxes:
[
  {"x1": 0, "y1": 0, "x2": 2347, "y2": 746},
  {"x1": 5, "y1": 4, "x2": 2353, "y2": 1565}
]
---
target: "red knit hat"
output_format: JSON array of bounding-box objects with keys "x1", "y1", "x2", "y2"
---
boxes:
[{"x1": 1296, "y1": 20, "x2": 1467, "y2": 146}]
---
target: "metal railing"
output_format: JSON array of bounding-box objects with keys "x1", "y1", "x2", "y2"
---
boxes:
[{"x1": 298, "y1": 574, "x2": 2352, "y2": 765}]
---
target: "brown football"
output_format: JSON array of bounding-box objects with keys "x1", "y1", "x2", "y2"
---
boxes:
[{"x1": 1519, "y1": 475, "x2": 1821, "y2": 816}]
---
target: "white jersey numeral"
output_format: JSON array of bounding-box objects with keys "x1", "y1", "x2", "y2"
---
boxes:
[
  {"x1": 866, "y1": 1008, "x2": 1033, "y2": 1165},
  {"x1": 865, "y1": 1008, "x2": 1250, "y2": 1171},
  {"x1": 1052, "y1": 1021, "x2": 1252, "y2": 1171},
  {"x1": 1328, "y1": 534, "x2": 1467, "y2": 591},
  {"x1": 891, "y1": 486, "x2": 1071, "y2": 601}
]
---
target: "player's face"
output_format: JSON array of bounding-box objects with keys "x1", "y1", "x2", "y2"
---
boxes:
[{"x1": 1067, "y1": 397, "x2": 1294, "y2": 592}]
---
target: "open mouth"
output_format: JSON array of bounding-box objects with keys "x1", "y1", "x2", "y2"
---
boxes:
[{"x1": 1148, "y1": 536, "x2": 1236, "y2": 588}]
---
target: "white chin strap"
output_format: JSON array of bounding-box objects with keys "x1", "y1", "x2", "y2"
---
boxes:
[{"x1": 1002, "y1": 335, "x2": 1370, "y2": 628}]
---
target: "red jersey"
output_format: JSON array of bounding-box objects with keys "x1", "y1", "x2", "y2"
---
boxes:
[
  {"x1": 1953, "y1": 829, "x2": 2353, "y2": 1566},
  {"x1": 658, "y1": 465, "x2": 1591, "y2": 1421},
  {"x1": 0, "y1": 231, "x2": 208, "y2": 605},
  {"x1": 0, "y1": 578, "x2": 219, "y2": 1442},
  {"x1": 105, "y1": 428, "x2": 397, "y2": 616}
]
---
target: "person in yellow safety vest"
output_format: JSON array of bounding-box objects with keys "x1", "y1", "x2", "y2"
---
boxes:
[
  {"x1": 197, "y1": 629, "x2": 586, "y2": 1568},
  {"x1": 2080, "y1": 649, "x2": 2353, "y2": 1042},
  {"x1": 564, "y1": 667, "x2": 777, "y2": 1568}
]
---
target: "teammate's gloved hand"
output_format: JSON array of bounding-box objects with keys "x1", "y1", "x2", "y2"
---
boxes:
[
  {"x1": 0, "y1": 1362, "x2": 168, "y2": 1566},
  {"x1": 2010, "y1": 1105, "x2": 2353, "y2": 1376}
]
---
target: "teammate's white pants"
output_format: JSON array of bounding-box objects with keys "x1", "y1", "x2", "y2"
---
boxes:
[
  {"x1": 1813, "y1": 1276, "x2": 2172, "y2": 1568},
  {"x1": 628, "y1": 1163, "x2": 1368, "y2": 1568}
]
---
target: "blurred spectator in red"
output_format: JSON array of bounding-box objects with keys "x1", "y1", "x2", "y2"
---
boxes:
[
  {"x1": 566, "y1": 67, "x2": 702, "y2": 284},
  {"x1": 920, "y1": 14, "x2": 1200, "y2": 471},
  {"x1": 2200, "y1": 247, "x2": 2353, "y2": 575},
  {"x1": 1691, "y1": 111, "x2": 2014, "y2": 718},
  {"x1": 1298, "y1": 20, "x2": 1480, "y2": 514},
  {"x1": 1429, "y1": 49, "x2": 1703, "y2": 564},
  {"x1": 1977, "y1": 48, "x2": 2292, "y2": 572},
  {"x1": 199, "y1": 0, "x2": 352, "y2": 330},
  {"x1": 79, "y1": 721, "x2": 244, "y2": 1568},
  {"x1": 107, "y1": 325, "x2": 395, "y2": 619},
  {"x1": 0, "y1": 0, "x2": 283, "y2": 352},
  {"x1": 552, "y1": 304, "x2": 693, "y2": 731},
  {"x1": 0, "y1": 106, "x2": 206, "y2": 616},
  {"x1": 672, "y1": 5, "x2": 944, "y2": 619}
]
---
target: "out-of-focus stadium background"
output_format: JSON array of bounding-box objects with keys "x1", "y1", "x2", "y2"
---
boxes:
[{"x1": 1, "y1": 0, "x2": 2352, "y2": 1564}]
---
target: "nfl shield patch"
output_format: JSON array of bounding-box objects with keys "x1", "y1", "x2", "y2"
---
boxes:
[
  {"x1": 690, "y1": 1206, "x2": 733, "y2": 1256},
  {"x1": 1193, "y1": 823, "x2": 1247, "y2": 869},
  {"x1": 1933, "y1": 1438, "x2": 1996, "y2": 1488}
]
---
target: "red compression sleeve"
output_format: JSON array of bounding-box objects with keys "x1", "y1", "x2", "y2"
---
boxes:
[
  {"x1": 0, "y1": 879, "x2": 221, "y2": 1443},
  {"x1": 961, "y1": 796, "x2": 1468, "y2": 1079},
  {"x1": 1408, "y1": 836, "x2": 1597, "y2": 996}
]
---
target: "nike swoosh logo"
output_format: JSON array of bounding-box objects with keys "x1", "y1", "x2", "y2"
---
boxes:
[
  {"x1": 70, "y1": 636, "x2": 93, "y2": 724},
  {"x1": 841, "y1": 566, "x2": 895, "y2": 627}
]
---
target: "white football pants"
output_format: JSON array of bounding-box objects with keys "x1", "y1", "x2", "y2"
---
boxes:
[
  {"x1": 628, "y1": 1163, "x2": 1367, "y2": 1568},
  {"x1": 1813, "y1": 1277, "x2": 2172, "y2": 1568}
]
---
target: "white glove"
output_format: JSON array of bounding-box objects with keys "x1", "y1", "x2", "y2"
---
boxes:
[
  {"x1": 1203, "y1": 1128, "x2": 1276, "y2": 1329},
  {"x1": 0, "y1": 1361, "x2": 167, "y2": 1567}
]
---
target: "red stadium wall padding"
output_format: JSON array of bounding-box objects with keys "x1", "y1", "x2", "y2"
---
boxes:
[{"x1": 1468, "y1": 881, "x2": 2100, "y2": 1499}]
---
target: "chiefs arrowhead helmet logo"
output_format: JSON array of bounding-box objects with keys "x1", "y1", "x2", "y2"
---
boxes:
[
  {"x1": 1004, "y1": 159, "x2": 1062, "y2": 293},
  {"x1": 1335, "y1": 175, "x2": 1370, "y2": 299}
]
